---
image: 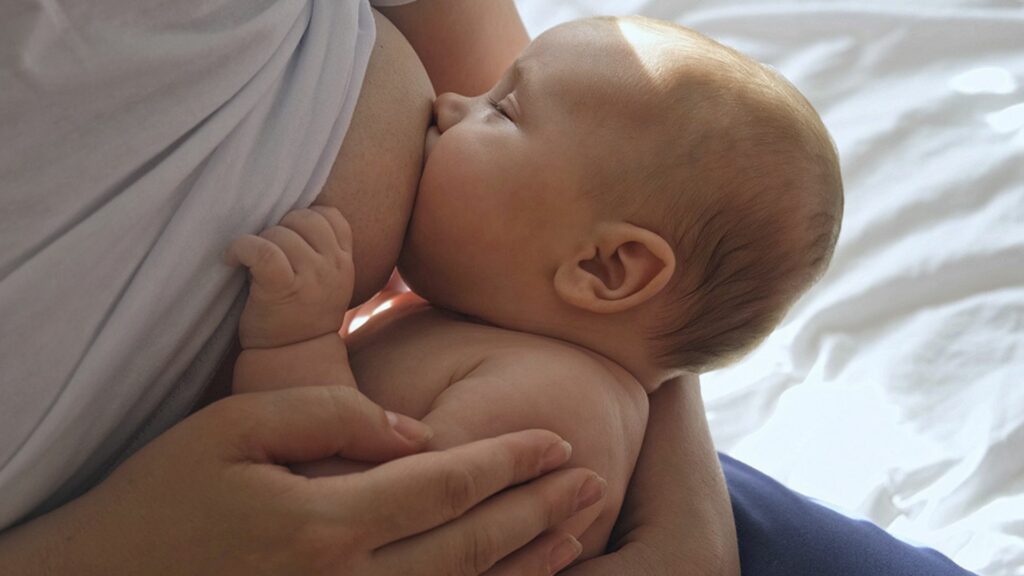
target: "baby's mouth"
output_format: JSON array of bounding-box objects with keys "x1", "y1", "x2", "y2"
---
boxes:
[{"x1": 424, "y1": 124, "x2": 440, "y2": 160}]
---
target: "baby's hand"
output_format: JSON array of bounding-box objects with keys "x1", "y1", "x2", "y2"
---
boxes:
[{"x1": 226, "y1": 206, "x2": 354, "y2": 350}]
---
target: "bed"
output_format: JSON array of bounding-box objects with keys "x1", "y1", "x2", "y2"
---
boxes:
[{"x1": 515, "y1": 1, "x2": 1024, "y2": 574}]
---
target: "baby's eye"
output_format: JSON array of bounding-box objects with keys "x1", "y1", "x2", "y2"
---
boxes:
[{"x1": 487, "y1": 96, "x2": 512, "y2": 120}]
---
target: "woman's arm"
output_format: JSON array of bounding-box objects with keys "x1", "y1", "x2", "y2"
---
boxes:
[
  {"x1": 377, "y1": 0, "x2": 530, "y2": 96},
  {"x1": 0, "y1": 387, "x2": 598, "y2": 575}
]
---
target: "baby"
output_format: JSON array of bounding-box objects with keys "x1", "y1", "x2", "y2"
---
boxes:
[{"x1": 226, "y1": 16, "x2": 843, "y2": 565}]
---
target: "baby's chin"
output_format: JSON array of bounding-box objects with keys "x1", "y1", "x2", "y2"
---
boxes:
[
  {"x1": 394, "y1": 252, "x2": 469, "y2": 316},
  {"x1": 394, "y1": 248, "x2": 440, "y2": 305}
]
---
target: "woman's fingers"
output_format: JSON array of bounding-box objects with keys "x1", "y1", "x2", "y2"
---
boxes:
[
  {"x1": 195, "y1": 385, "x2": 602, "y2": 576},
  {"x1": 327, "y1": 430, "x2": 575, "y2": 548},
  {"x1": 366, "y1": 455, "x2": 602, "y2": 569},
  {"x1": 373, "y1": 468, "x2": 602, "y2": 574},
  {"x1": 483, "y1": 532, "x2": 582, "y2": 576},
  {"x1": 203, "y1": 385, "x2": 431, "y2": 464}
]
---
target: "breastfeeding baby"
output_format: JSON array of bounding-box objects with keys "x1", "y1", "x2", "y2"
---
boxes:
[{"x1": 225, "y1": 16, "x2": 843, "y2": 564}]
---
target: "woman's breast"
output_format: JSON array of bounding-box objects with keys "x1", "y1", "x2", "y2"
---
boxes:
[
  {"x1": 198, "y1": 12, "x2": 434, "y2": 411},
  {"x1": 315, "y1": 9, "x2": 434, "y2": 305}
]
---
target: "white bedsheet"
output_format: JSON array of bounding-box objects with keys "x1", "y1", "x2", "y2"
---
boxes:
[{"x1": 517, "y1": 2, "x2": 1023, "y2": 574}]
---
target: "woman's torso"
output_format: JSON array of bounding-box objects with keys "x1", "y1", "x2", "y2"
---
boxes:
[
  {"x1": 199, "y1": 9, "x2": 434, "y2": 408},
  {"x1": 315, "y1": 9, "x2": 434, "y2": 305},
  {"x1": 0, "y1": 2, "x2": 431, "y2": 529}
]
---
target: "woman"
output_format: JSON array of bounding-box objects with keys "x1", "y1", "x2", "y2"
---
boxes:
[{"x1": 0, "y1": 1, "x2": 735, "y2": 573}]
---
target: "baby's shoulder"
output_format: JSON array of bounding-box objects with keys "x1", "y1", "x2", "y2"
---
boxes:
[
  {"x1": 353, "y1": 299, "x2": 635, "y2": 386},
  {"x1": 457, "y1": 325, "x2": 649, "y2": 423},
  {"x1": 476, "y1": 333, "x2": 634, "y2": 389}
]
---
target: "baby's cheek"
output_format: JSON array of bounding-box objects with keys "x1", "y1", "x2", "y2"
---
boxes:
[{"x1": 410, "y1": 169, "x2": 485, "y2": 259}]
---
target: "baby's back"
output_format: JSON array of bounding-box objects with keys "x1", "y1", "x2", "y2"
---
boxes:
[{"x1": 345, "y1": 296, "x2": 650, "y2": 561}]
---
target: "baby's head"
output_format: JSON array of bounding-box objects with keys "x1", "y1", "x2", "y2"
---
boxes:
[{"x1": 399, "y1": 16, "x2": 842, "y2": 383}]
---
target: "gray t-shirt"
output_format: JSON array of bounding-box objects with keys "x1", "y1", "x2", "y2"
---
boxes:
[{"x1": 0, "y1": 0, "x2": 409, "y2": 530}]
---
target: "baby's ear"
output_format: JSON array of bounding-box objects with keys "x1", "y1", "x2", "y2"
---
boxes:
[{"x1": 554, "y1": 222, "x2": 675, "y2": 314}]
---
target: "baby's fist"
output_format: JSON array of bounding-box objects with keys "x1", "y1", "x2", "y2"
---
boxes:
[{"x1": 226, "y1": 206, "x2": 355, "y2": 349}]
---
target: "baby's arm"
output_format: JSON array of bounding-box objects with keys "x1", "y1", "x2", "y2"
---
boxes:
[
  {"x1": 225, "y1": 206, "x2": 358, "y2": 393},
  {"x1": 420, "y1": 346, "x2": 650, "y2": 563}
]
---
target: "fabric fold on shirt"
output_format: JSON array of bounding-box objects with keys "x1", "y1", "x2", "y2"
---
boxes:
[{"x1": 0, "y1": 0, "x2": 378, "y2": 529}]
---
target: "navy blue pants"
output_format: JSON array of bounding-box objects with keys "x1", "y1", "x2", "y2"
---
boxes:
[{"x1": 720, "y1": 454, "x2": 976, "y2": 575}]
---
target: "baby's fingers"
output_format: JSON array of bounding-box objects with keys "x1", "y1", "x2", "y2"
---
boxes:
[
  {"x1": 225, "y1": 234, "x2": 295, "y2": 293},
  {"x1": 309, "y1": 205, "x2": 354, "y2": 255},
  {"x1": 280, "y1": 208, "x2": 345, "y2": 257}
]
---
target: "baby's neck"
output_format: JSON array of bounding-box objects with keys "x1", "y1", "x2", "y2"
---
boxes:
[{"x1": 551, "y1": 331, "x2": 677, "y2": 394}]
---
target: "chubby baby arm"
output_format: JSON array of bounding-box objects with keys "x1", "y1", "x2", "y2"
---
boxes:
[
  {"x1": 420, "y1": 346, "x2": 650, "y2": 564},
  {"x1": 226, "y1": 206, "x2": 358, "y2": 393}
]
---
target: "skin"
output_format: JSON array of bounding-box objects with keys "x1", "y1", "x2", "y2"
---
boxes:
[
  {"x1": 312, "y1": 11, "x2": 433, "y2": 306},
  {"x1": 226, "y1": 205, "x2": 638, "y2": 563},
  {"x1": 225, "y1": 16, "x2": 740, "y2": 574},
  {"x1": 0, "y1": 386, "x2": 597, "y2": 576},
  {"x1": 1, "y1": 9, "x2": 598, "y2": 576},
  {"x1": 378, "y1": 0, "x2": 530, "y2": 97},
  {"x1": 398, "y1": 19, "x2": 686, "y2": 389},
  {"x1": 0, "y1": 6, "x2": 739, "y2": 575},
  {"x1": 223, "y1": 203, "x2": 734, "y2": 572},
  {"x1": 316, "y1": 0, "x2": 533, "y2": 304}
]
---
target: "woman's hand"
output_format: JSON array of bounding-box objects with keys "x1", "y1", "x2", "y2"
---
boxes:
[
  {"x1": 563, "y1": 376, "x2": 740, "y2": 576},
  {"x1": 0, "y1": 386, "x2": 600, "y2": 575}
]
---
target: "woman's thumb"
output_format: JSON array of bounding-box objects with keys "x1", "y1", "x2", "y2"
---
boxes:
[{"x1": 203, "y1": 386, "x2": 433, "y2": 464}]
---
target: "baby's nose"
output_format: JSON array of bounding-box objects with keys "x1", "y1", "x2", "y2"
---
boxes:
[{"x1": 433, "y1": 92, "x2": 470, "y2": 133}]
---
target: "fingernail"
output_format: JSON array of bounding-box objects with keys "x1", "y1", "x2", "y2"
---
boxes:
[
  {"x1": 540, "y1": 440, "x2": 572, "y2": 471},
  {"x1": 548, "y1": 536, "x2": 582, "y2": 574},
  {"x1": 574, "y1": 475, "x2": 607, "y2": 512},
  {"x1": 386, "y1": 411, "x2": 433, "y2": 444}
]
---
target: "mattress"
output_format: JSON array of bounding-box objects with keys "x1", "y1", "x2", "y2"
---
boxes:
[{"x1": 515, "y1": 1, "x2": 1024, "y2": 574}]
